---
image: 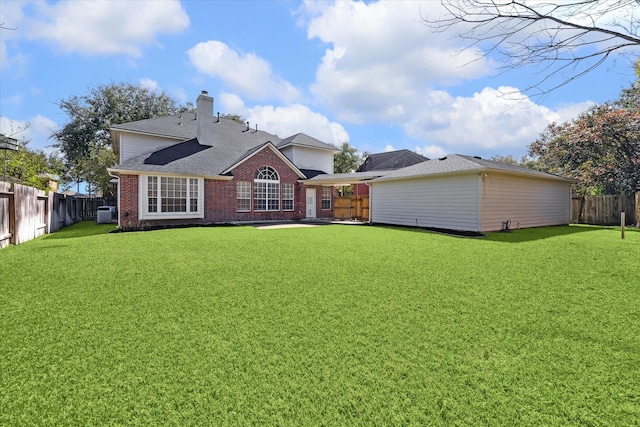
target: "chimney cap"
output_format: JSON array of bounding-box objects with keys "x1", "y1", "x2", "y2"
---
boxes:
[{"x1": 201, "y1": 90, "x2": 208, "y2": 95}]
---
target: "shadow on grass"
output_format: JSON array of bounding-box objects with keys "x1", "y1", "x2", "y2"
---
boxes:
[
  {"x1": 43, "y1": 221, "x2": 117, "y2": 240},
  {"x1": 372, "y1": 223, "x2": 621, "y2": 243},
  {"x1": 485, "y1": 224, "x2": 618, "y2": 243}
]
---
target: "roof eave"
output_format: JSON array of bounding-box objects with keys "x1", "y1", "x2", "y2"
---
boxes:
[
  {"x1": 278, "y1": 141, "x2": 340, "y2": 154},
  {"x1": 107, "y1": 167, "x2": 233, "y2": 180}
]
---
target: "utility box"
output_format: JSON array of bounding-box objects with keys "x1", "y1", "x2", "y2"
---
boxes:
[{"x1": 96, "y1": 206, "x2": 116, "y2": 224}]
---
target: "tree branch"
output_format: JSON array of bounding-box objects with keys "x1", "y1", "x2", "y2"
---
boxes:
[{"x1": 423, "y1": 0, "x2": 640, "y2": 98}]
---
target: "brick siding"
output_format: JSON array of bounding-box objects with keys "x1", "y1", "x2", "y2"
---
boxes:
[{"x1": 117, "y1": 146, "x2": 334, "y2": 229}]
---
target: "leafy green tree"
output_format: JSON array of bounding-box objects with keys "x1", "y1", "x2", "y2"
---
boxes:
[
  {"x1": 334, "y1": 142, "x2": 365, "y2": 173},
  {"x1": 4, "y1": 141, "x2": 62, "y2": 191},
  {"x1": 51, "y1": 82, "x2": 183, "y2": 195},
  {"x1": 222, "y1": 114, "x2": 245, "y2": 125},
  {"x1": 490, "y1": 154, "x2": 538, "y2": 169},
  {"x1": 529, "y1": 101, "x2": 639, "y2": 195}
]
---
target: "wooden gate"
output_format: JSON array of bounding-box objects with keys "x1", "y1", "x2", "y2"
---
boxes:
[{"x1": 334, "y1": 196, "x2": 369, "y2": 220}]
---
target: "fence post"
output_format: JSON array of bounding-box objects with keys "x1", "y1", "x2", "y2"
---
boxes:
[{"x1": 621, "y1": 212, "x2": 625, "y2": 239}]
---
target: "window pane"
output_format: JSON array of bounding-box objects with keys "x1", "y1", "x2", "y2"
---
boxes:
[
  {"x1": 322, "y1": 186, "x2": 332, "y2": 210},
  {"x1": 237, "y1": 181, "x2": 251, "y2": 212},
  {"x1": 256, "y1": 166, "x2": 279, "y2": 181},
  {"x1": 148, "y1": 176, "x2": 158, "y2": 213},
  {"x1": 190, "y1": 179, "x2": 198, "y2": 212},
  {"x1": 283, "y1": 183, "x2": 294, "y2": 211},
  {"x1": 161, "y1": 177, "x2": 187, "y2": 212},
  {"x1": 254, "y1": 182, "x2": 266, "y2": 211}
]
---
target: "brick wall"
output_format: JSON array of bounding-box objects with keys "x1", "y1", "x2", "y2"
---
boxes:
[
  {"x1": 207, "y1": 146, "x2": 311, "y2": 222},
  {"x1": 116, "y1": 146, "x2": 334, "y2": 229},
  {"x1": 118, "y1": 174, "x2": 139, "y2": 230}
]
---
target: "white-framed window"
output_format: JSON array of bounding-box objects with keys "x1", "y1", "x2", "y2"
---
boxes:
[
  {"x1": 321, "y1": 186, "x2": 332, "y2": 210},
  {"x1": 254, "y1": 166, "x2": 280, "y2": 211},
  {"x1": 139, "y1": 175, "x2": 203, "y2": 220},
  {"x1": 282, "y1": 183, "x2": 294, "y2": 211},
  {"x1": 237, "y1": 181, "x2": 251, "y2": 212}
]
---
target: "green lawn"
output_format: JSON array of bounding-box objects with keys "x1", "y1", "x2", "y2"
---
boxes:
[{"x1": 1, "y1": 222, "x2": 639, "y2": 425}]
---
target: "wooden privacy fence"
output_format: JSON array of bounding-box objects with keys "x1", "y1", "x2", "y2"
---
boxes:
[
  {"x1": 0, "y1": 182, "x2": 95, "y2": 248},
  {"x1": 572, "y1": 193, "x2": 640, "y2": 226},
  {"x1": 334, "y1": 196, "x2": 369, "y2": 220}
]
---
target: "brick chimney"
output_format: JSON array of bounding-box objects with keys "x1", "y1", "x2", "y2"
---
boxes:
[{"x1": 196, "y1": 90, "x2": 215, "y2": 146}]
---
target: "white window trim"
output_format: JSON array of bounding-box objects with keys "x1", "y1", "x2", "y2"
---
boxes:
[
  {"x1": 139, "y1": 175, "x2": 204, "y2": 220},
  {"x1": 237, "y1": 181, "x2": 252, "y2": 212},
  {"x1": 321, "y1": 186, "x2": 332, "y2": 210},
  {"x1": 282, "y1": 183, "x2": 294, "y2": 211},
  {"x1": 254, "y1": 166, "x2": 280, "y2": 212}
]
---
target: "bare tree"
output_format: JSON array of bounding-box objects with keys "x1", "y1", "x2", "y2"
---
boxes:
[
  {"x1": 1, "y1": 22, "x2": 17, "y2": 30},
  {"x1": 424, "y1": 1, "x2": 640, "y2": 98}
]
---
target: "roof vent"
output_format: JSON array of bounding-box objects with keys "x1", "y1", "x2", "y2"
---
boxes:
[
  {"x1": 474, "y1": 156, "x2": 482, "y2": 159},
  {"x1": 438, "y1": 156, "x2": 447, "y2": 161}
]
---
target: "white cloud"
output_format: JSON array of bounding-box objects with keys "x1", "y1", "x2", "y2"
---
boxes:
[
  {"x1": 384, "y1": 145, "x2": 395, "y2": 152},
  {"x1": 24, "y1": 0, "x2": 189, "y2": 56},
  {"x1": 249, "y1": 104, "x2": 349, "y2": 146},
  {"x1": 218, "y1": 93, "x2": 249, "y2": 117},
  {"x1": 402, "y1": 87, "x2": 572, "y2": 156},
  {"x1": 214, "y1": 93, "x2": 348, "y2": 145},
  {"x1": 415, "y1": 145, "x2": 446, "y2": 159},
  {"x1": 187, "y1": 41, "x2": 300, "y2": 103},
  {"x1": 0, "y1": 115, "x2": 58, "y2": 152},
  {"x1": 304, "y1": 1, "x2": 493, "y2": 123},
  {"x1": 297, "y1": 2, "x2": 600, "y2": 157},
  {"x1": 139, "y1": 78, "x2": 158, "y2": 91}
]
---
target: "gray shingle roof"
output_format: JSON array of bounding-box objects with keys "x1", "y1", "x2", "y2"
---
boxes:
[
  {"x1": 110, "y1": 114, "x2": 336, "y2": 178},
  {"x1": 111, "y1": 112, "x2": 199, "y2": 140},
  {"x1": 276, "y1": 133, "x2": 338, "y2": 152},
  {"x1": 112, "y1": 116, "x2": 289, "y2": 177},
  {"x1": 370, "y1": 154, "x2": 573, "y2": 182},
  {"x1": 303, "y1": 170, "x2": 389, "y2": 184},
  {"x1": 357, "y1": 149, "x2": 428, "y2": 172}
]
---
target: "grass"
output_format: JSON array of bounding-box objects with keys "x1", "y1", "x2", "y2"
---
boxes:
[{"x1": 1, "y1": 222, "x2": 639, "y2": 425}]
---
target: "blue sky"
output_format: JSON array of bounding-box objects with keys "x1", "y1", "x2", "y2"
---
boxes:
[{"x1": 0, "y1": 0, "x2": 636, "y2": 162}]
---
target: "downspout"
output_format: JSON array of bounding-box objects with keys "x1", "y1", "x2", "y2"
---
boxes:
[
  {"x1": 367, "y1": 182, "x2": 372, "y2": 224},
  {"x1": 477, "y1": 173, "x2": 483, "y2": 232}
]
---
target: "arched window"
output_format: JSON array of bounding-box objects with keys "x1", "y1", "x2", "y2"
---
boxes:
[{"x1": 254, "y1": 166, "x2": 280, "y2": 211}]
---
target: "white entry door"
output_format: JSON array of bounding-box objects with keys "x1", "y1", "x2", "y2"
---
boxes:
[{"x1": 306, "y1": 188, "x2": 316, "y2": 219}]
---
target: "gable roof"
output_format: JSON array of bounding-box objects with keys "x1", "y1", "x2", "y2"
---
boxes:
[
  {"x1": 357, "y1": 149, "x2": 428, "y2": 172},
  {"x1": 276, "y1": 133, "x2": 339, "y2": 152},
  {"x1": 370, "y1": 154, "x2": 574, "y2": 183},
  {"x1": 221, "y1": 141, "x2": 306, "y2": 178},
  {"x1": 109, "y1": 114, "x2": 326, "y2": 179}
]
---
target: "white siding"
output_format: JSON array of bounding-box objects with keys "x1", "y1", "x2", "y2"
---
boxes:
[
  {"x1": 280, "y1": 146, "x2": 333, "y2": 173},
  {"x1": 370, "y1": 174, "x2": 480, "y2": 231},
  {"x1": 479, "y1": 173, "x2": 571, "y2": 231},
  {"x1": 120, "y1": 133, "x2": 181, "y2": 164}
]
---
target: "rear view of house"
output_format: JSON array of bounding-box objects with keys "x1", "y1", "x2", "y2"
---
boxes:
[{"x1": 108, "y1": 91, "x2": 339, "y2": 230}]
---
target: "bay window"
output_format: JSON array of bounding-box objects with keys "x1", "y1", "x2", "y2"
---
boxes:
[{"x1": 139, "y1": 175, "x2": 203, "y2": 219}]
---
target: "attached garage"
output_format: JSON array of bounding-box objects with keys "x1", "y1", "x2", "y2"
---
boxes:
[{"x1": 368, "y1": 155, "x2": 574, "y2": 232}]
